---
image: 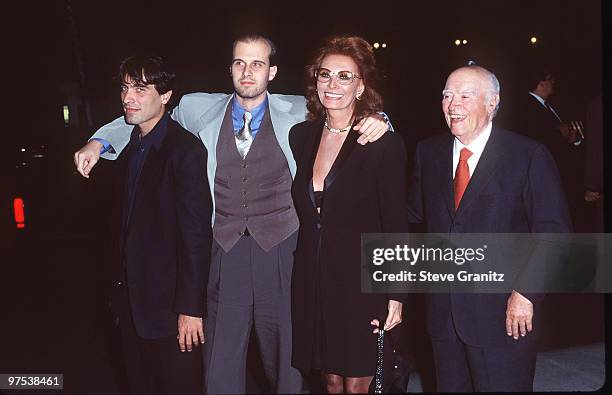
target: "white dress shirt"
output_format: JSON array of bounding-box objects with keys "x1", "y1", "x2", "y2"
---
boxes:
[{"x1": 453, "y1": 122, "x2": 492, "y2": 178}]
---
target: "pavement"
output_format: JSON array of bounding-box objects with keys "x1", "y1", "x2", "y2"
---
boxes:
[{"x1": 406, "y1": 341, "x2": 606, "y2": 392}]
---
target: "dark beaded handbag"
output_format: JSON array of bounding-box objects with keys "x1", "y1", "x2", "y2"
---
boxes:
[{"x1": 368, "y1": 327, "x2": 411, "y2": 394}]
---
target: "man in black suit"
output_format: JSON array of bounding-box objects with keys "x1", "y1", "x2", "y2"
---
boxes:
[
  {"x1": 407, "y1": 65, "x2": 571, "y2": 392},
  {"x1": 110, "y1": 55, "x2": 212, "y2": 394},
  {"x1": 505, "y1": 68, "x2": 583, "y2": 221},
  {"x1": 513, "y1": 69, "x2": 581, "y2": 150}
]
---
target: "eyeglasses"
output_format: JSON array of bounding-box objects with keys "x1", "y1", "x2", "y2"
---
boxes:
[{"x1": 315, "y1": 68, "x2": 362, "y2": 85}]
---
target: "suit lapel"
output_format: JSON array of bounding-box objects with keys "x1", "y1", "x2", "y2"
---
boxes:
[
  {"x1": 529, "y1": 94, "x2": 560, "y2": 125},
  {"x1": 455, "y1": 126, "x2": 505, "y2": 215},
  {"x1": 117, "y1": 148, "x2": 129, "y2": 253},
  {"x1": 125, "y1": 145, "x2": 162, "y2": 239},
  {"x1": 300, "y1": 122, "x2": 357, "y2": 212},
  {"x1": 435, "y1": 135, "x2": 455, "y2": 218},
  {"x1": 303, "y1": 121, "x2": 324, "y2": 210},
  {"x1": 120, "y1": 128, "x2": 139, "y2": 245},
  {"x1": 198, "y1": 95, "x2": 232, "y2": 152},
  {"x1": 324, "y1": 128, "x2": 359, "y2": 191},
  {"x1": 268, "y1": 93, "x2": 294, "y2": 146},
  {"x1": 269, "y1": 93, "x2": 300, "y2": 177},
  {"x1": 124, "y1": 122, "x2": 172, "y2": 239}
]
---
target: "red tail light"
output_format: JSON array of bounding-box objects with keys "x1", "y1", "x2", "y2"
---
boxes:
[{"x1": 13, "y1": 197, "x2": 25, "y2": 229}]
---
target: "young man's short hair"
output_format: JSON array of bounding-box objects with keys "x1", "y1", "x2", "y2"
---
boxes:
[{"x1": 232, "y1": 34, "x2": 277, "y2": 66}]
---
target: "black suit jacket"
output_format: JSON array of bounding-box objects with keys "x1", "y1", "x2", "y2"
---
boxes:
[
  {"x1": 506, "y1": 94, "x2": 581, "y2": 184},
  {"x1": 289, "y1": 120, "x2": 410, "y2": 372},
  {"x1": 407, "y1": 125, "x2": 571, "y2": 347},
  {"x1": 112, "y1": 118, "x2": 213, "y2": 339},
  {"x1": 513, "y1": 95, "x2": 565, "y2": 151}
]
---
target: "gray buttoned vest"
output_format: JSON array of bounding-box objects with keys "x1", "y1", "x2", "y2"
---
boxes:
[{"x1": 213, "y1": 104, "x2": 299, "y2": 252}]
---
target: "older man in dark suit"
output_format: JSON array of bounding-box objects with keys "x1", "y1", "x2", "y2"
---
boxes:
[{"x1": 407, "y1": 65, "x2": 571, "y2": 392}]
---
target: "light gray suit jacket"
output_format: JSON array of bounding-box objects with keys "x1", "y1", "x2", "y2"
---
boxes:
[{"x1": 92, "y1": 92, "x2": 308, "y2": 222}]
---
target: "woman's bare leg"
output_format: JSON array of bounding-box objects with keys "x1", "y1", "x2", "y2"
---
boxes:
[
  {"x1": 344, "y1": 376, "x2": 373, "y2": 394},
  {"x1": 323, "y1": 373, "x2": 344, "y2": 393}
]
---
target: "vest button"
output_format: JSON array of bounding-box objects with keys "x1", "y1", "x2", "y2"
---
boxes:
[
  {"x1": 242, "y1": 204, "x2": 248, "y2": 208},
  {"x1": 242, "y1": 177, "x2": 247, "y2": 182},
  {"x1": 242, "y1": 163, "x2": 248, "y2": 168}
]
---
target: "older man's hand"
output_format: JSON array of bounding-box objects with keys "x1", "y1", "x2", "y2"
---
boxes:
[
  {"x1": 177, "y1": 314, "x2": 204, "y2": 352},
  {"x1": 506, "y1": 290, "x2": 533, "y2": 340},
  {"x1": 74, "y1": 140, "x2": 103, "y2": 178}
]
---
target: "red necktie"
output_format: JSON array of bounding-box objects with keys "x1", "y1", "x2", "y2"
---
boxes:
[{"x1": 454, "y1": 148, "x2": 473, "y2": 210}]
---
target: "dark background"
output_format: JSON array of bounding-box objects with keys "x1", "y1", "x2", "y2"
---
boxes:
[
  {"x1": 7, "y1": 0, "x2": 605, "y2": 141},
  {"x1": 1, "y1": 0, "x2": 608, "y2": 393}
]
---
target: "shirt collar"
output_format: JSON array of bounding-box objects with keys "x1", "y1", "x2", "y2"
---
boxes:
[
  {"x1": 136, "y1": 112, "x2": 169, "y2": 151},
  {"x1": 453, "y1": 121, "x2": 492, "y2": 157},
  {"x1": 528, "y1": 91, "x2": 547, "y2": 107},
  {"x1": 231, "y1": 95, "x2": 268, "y2": 128}
]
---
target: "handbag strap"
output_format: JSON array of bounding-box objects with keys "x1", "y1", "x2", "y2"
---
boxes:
[{"x1": 373, "y1": 328, "x2": 385, "y2": 394}]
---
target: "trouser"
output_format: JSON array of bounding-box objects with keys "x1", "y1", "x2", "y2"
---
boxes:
[
  {"x1": 203, "y1": 232, "x2": 302, "y2": 394},
  {"x1": 430, "y1": 317, "x2": 537, "y2": 392},
  {"x1": 117, "y1": 285, "x2": 202, "y2": 395}
]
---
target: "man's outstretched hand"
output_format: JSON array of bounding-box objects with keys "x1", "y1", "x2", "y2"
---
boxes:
[{"x1": 354, "y1": 113, "x2": 389, "y2": 145}]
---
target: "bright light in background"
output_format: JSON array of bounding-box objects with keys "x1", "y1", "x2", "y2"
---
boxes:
[
  {"x1": 454, "y1": 39, "x2": 461, "y2": 46},
  {"x1": 21, "y1": 148, "x2": 26, "y2": 152},
  {"x1": 63, "y1": 105, "x2": 70, "y2": 127},
  {"x1": 373, "y1": 42, "x2": 380, "y2": 49},
  {"x1": 530, "y1": 36, "x2": 538, "y2": 44},
  {"x1": 381, "y1": 43, "x2": 387, "y2": 48},
  {"x1": 13, "y1": 198, "x2": 25, "y2": 229},
  {"x1": 462, "y1": 39, "x2": 468, "y2": 45}
]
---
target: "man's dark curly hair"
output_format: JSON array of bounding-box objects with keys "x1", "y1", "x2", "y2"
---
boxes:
[{"x1": 119, "y1": 55, "x2": 175, "y2": 94}]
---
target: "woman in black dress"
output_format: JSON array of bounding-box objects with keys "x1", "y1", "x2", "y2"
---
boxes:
[{"x1": 289, "y1": 36, "x2": 410, "y2": 393}]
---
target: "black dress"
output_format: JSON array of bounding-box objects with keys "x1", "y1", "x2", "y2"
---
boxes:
[{"x1": 289, "y1": 120, "x2": 410, "y2": 376}]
